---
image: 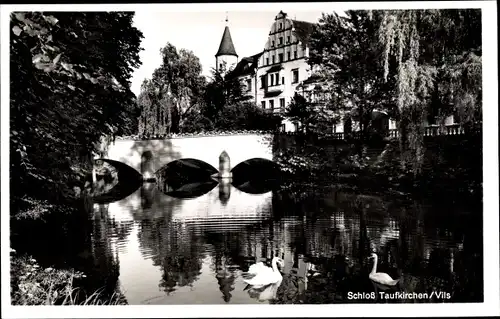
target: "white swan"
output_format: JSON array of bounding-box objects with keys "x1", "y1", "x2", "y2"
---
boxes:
[
  {"x1": 243, "y1": 257, "x2": 284, "y2": 287},
  {"x1": 246, "y1": 278, "x2": 283, "y2": 302},
  {"x1": 368, "y1": 253, "x2": 400, "y2": 286},
  {"x1": 248, "y1": 261, "x2": 267, "y2": 274}
]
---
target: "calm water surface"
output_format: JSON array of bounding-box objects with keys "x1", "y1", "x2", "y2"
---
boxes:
[{"x1": 86, "y1": 174, "x2": 483, "y2": 304}]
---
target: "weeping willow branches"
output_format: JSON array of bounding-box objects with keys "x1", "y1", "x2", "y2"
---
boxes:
[{"x1": 378, "y1": 9, "x2": 481, "y2": 175}]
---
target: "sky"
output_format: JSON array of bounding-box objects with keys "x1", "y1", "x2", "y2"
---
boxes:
[{"x1": 130, "y1": 9, "x2": 327, "y2": 96}]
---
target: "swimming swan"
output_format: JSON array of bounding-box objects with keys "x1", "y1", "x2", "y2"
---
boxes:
[
  {"x1": 243, "y1": 257, "x2": 284, "y2": 287},
  {"x1": 368, "y1": 253, "x2": 400, "y2": 286},
  {"x1": 246, "y1": 278, "x2": 283, "y2": 302}
]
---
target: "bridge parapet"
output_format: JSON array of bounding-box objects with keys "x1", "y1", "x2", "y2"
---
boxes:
[
  {"x1": 101, "y1": 132, "x2": 275, "y2": 181},
  {"x1": 116, "y1": 130, "x2": 276, "y2": 141}
]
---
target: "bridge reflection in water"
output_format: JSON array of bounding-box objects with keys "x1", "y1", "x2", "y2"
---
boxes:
[
  {"x1": 87, "y1": 174, "x2": 481, "y2": 305},
  {"x1": 101, "y1": 181, "x2": 280, "y2": 304}
]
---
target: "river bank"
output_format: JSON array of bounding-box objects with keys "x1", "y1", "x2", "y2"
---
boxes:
[
  {"x1": 10, "y1": 191, "x2": 128, "y2": 305},
  {"x1": 274, "y1": 134, "x2": 482, "y2": 203},
  {"x1": 10, "y1": 249, "x2": 127, "y2": 305}
]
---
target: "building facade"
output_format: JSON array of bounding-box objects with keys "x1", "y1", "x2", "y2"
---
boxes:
[
  {"x1": 216, "y1": 11, "x2": 459, "y2": 135},
  {"x1": 217, "y1": 11, "x2": 315, "y2": 132}
]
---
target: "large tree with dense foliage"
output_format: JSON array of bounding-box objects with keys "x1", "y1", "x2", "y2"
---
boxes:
[
  {"x1": 10, "y1": 12, "x2": 143, "y2": 216},
  {"x1": 308, "y1": 11, "x2": 395, "y2": 147},
  {"x1": 203, "y1": 62, "x2": 253, "y2": 123},
  {"x1": 137, "y1": 43, "x2": 207, "y2": 135},
  {"x1": 284, "y1": 93, "x2": 317, "y2": 133},
  {"x1": 378, "y1": 9, "x2": 482, "y2": 174},
  {"x1": 215, "y1": 102, "x2": 283, "y2": 131}
]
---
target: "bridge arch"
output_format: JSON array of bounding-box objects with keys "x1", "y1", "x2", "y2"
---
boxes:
[
  {"x1": 94, "y1": 158, "x2": 143, "y2": 182},
  {"x1": 231, "y1": 157, "x2": 281, "y2": 178},
  {"x1": 101, "y1": 133, "x2": 274, "y2": 180},
  {"x1": 156, "y1": 158, "x2": 218, "y2": 183},
  {"x1": 231, "y1": 157, "x2": 281, "y2": 194},
  {"x1": 92, "y1": 159, "x2": 143, "y2": 203}
]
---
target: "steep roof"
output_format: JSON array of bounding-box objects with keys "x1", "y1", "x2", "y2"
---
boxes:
[
  {"x1": 215, "y1": 26, "x2": 238, "y2": 57},
  {"x1": 291, "y1": 19, "x2": 315, "y2": 46},
  {"x1": 228, "y1": 51, "x2": 263, "y2": 78}
]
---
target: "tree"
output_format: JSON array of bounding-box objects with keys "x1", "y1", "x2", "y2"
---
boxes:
[
  {"x1": 309, "y1": 11, "x2": 394, "y2": 149},
  {"x1": 203, "y1": 62, "x2": 252, "y2": 123},
  {"x1": 378, "y1": 9, "x2": 482, "y2": 174},
  {"x1": 284, "y1": 93, "x2": 317, "y2": 133},
  {"x1": 137, "y1": 43, "x2": 207, "y2": 135},
  {"x1": 215, "y1": 102, "x2": 282, "y2": 131},
  {"x1": 10, "y1": 12, "x2": 143, "y2": 214}
]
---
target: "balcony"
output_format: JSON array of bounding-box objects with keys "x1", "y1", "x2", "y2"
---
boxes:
[
  {"x1": 389, "y1": 124, "x2": 466, "y2": 138},
  {"x1": 326, "y1": 124, "x2": 475, "y2": 141},
  {"x1": 266, "y1": 84, "x2": 285, "y2": 93}
]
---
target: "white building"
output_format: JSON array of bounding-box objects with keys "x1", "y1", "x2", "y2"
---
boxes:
[
  {"x1": 216, "y1": 11, "x2": 459, "y2": 136},
  {"x1": 217, "y1": 11, "x2": 316, "y2": 132}
]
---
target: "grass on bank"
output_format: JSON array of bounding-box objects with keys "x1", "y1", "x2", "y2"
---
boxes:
[{"x1": 10, "y1": 249, "x2": 127, "y2": 305}]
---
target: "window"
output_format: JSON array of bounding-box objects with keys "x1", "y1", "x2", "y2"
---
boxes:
[
  {"x1": 261, "y1": 101, "x2": 266, "y2": 109},
  {"x1": 280, "y1": 98, "x2": 285, "y2": 109},
  {"x1": 275, "y1": 73, "x2": 279, "y2": 85},
  {"x1": 294, "y1": 51, "x2": 298, "y2": 59},
  {"x1": 272, "y1": 40, "x2": 275, "y2": 47},
  {"x1": 260, "y1": 75, "x2": 266, "y2": 88},
  {"x1": 269, "y1": 74, "x2": 274, "y2": 86},
  {"x1": 287, "y1": 36, "x2": 290, "y2": 43},
  {"x1": 279, "y1": 23, "x2": 283, "y2": 30},
  {"x1": 246, "y1": 79, "x2": 252, "y2": 92},
  {"x1": 269, "y1": 99, "x2": 275, "y2": 110},
  {"x1": 292, "y1": 69, "x2": 299, "y2": 83},
  {"x1": 272, "y1": 55, "x2": 275, "y2": 64},
  {"x1": 278, "y1": 53, "x2": 283, "y2": 62},
  {"x1": 266, "y1": 57, "x2": 269, "y2": 65},
  {"x1": 279, "y1": 37, "x2": 283, "y2": 45},
  {"x1": 287, "y1": 51, "x2": 291, "y2": 60},
  {"x1": 282, "y1": 77, "x2": 285, "y2": 84}
]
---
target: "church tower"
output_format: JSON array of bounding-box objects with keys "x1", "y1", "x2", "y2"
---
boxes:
[{"x1": 215, "y1": 14, "x2": 238, "y2": 73}]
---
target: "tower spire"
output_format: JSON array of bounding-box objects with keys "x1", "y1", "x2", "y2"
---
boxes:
[{"x1": 225, "y1": 11, "x2": 228, "y2": 25}]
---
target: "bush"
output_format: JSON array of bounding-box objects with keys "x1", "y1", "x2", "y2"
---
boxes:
[{"x1": 10, "y1": 249, "x2": 126, "y2": 305}]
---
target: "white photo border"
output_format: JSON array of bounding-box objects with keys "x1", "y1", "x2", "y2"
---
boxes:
[{"x1": 1, "y1": 1, "x2": 498, "y2": 318}]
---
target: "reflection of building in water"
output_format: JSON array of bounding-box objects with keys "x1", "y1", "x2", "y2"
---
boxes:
[{"x1": 214, "y1": 255, "x2": 236, "y2": 303}]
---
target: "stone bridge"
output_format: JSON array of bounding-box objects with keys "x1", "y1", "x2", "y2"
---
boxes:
[{"x1": 98, "y1": 132, "x2": 274, "y2": 180}]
